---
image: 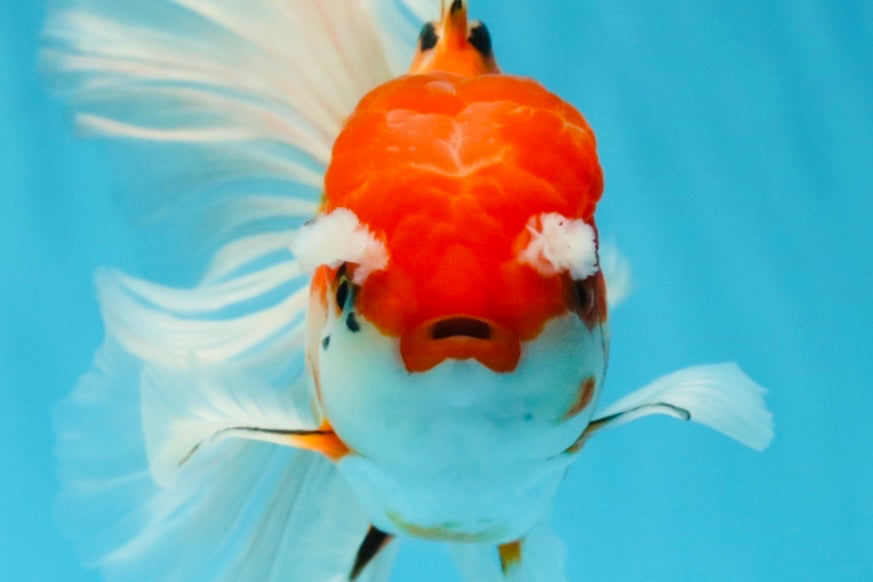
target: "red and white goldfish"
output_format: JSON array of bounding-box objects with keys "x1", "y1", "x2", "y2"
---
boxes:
[{"x1": 47, "y1": 1, "x2": 773, "y2": 580}]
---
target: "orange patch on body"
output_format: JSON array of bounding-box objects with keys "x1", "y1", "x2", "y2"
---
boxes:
[{"x1": 562, "y1": 376, "x2": 597, "y2": 421}]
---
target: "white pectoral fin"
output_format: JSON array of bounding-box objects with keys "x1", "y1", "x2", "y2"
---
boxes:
[
  {"x1": 586, "y1": 363, "x2": 774, "y2": 451},
  {"x1": 140, "y1": 360, "x2": 340, "y2": 488},
  {"x1": 58, "y1": 340, "x2": 376, "y2": 581},
  {"x1": 449, "y1": 519, "x2": 568, "y2": 582}
]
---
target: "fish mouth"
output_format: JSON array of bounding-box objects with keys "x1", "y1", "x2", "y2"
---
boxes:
[
  {"x1": 430, "y1": 317, "x2": 492, "y2": 341},
  {"x1": 400, "y1": 316, "x2": 521, "y2": 373}
]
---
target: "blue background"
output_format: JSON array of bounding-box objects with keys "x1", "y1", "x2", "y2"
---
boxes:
[{"x1": 2, "y1": 0, "x2": 871, "y2": 579}]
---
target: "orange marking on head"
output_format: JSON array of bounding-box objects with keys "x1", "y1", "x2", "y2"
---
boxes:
[
  {"x1": 498, "y1": 540, "x2": 523, "y2": 573},
  {"x1": 563, "y1": 376, "x2": 597, "y2": 421},
  {"x1": 326, "y1": 73, "x2": 602, "y2": 345}
]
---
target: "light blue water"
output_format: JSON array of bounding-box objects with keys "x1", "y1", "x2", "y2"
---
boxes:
[{"x1": 2, "y1": 1, "x2": 871, "y2": 580}]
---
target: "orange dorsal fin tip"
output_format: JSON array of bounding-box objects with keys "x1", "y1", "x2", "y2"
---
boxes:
[
  {"x1": 443, "y1": 0, "x2": 468, "y2": 49},
  {"x1": 409, "y1": 0, "x2": 499, "y2": 77}
]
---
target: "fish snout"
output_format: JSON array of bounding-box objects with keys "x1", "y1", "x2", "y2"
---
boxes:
[{"x1": 400, "y1": 316, "x2": 521, "y2": 373}]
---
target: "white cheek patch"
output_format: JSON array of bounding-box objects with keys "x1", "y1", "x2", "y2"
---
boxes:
[
  {"x1": 518, "y1": 213, "x2": 599, "y2": 279},
  {"x1": 291, "y1": 208, "x2": 389, "y2": 284}
]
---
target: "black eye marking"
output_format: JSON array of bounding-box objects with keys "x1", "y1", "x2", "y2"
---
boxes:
[
  {"x1": 336, "y1": 279, "x2": 350, "y2": 311},
  {"x1": 468, "y1": 22, "x2": 492, "y2": 57},
  {"x1": 322, "y1": 335, "x2": 331, "y2": 350},
  {"x1": 573, "y1": 278, "x2": 596, "y2": 315},
  {"x1": 346, "y1": 312, "x2": 361, "y2": 333},
  {"x1": 419, "y1": 22, "x2": 438, "y2": 51},
  {"x1": 335, "y1": 265, "x2": 350, "y2": 311}
]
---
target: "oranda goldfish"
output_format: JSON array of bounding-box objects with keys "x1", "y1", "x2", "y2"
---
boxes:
[{"x1": 46, "y1": 0, "x2": 773, "y2": 580}]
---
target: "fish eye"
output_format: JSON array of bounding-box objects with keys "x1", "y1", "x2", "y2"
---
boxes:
[
  {"x1": 572, "y1": 278, "x2": 596, "y2": 316},
  {"x1": 468, "y1": 22, "x2": 492, "y2": 57},
  {"x1": 419, "y1": 22, "x2": 439, "y2": 51},
  {"x1": 335, "y1": 265, "x2": 351, "y2": 311}
]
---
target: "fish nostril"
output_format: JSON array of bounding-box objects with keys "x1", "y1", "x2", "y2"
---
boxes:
[{"x1": 430, "y1": 317, "x2": 492, "y2": 341}]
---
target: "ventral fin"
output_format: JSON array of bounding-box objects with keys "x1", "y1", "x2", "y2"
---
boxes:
[
  {"x1": 222, "y1": 421, "x2": 351, "y2": 462},
  {"x1": 351, "y1": 526, "x2": 395, "y2": 580}
]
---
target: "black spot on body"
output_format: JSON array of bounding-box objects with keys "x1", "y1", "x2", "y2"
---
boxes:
[
  {"x1": 322, "y1": 335, "x2": 331, "y2": 350},
  {"x1": 419, "y1": 22, "x2": 438, "y2": 51},
  {"x1": 450, "y1": 0, "x2": 464, "y2": 15},
  {"x1": 346, "y1": 312, "x2": 361, "y2": 333},
  {"x1": 573, "y1": 278, "x2": 595, "y2": 315},
  {"x1": 468, "y1": 22, "x2": 492, "y2": 57}
]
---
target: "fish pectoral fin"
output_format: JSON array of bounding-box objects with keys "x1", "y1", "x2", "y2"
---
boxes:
[
  {"x1": 588, "y1": 401, "x2": 690, "y2": 435},
  {"x1": 567, "y1": 402, "x2": 690, "y2": 453},
  {"x1": 350, "y1": 526, "x2": 394, "y2": 581},
  {"x1": 204, "y1": 422, "x2": 350, "y2": 462},
  {"x1": 573, "y1": 363, "x2": 774, "y2": 452}
]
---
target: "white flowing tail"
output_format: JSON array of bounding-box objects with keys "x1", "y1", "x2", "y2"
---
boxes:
[{"x1": 47, "y1": 0, "x2": 440, "y2": 580}]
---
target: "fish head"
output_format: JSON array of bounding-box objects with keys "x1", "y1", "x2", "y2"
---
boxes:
[{"x1": 296, "y1": 72, "x2": 607, "y2": 470}]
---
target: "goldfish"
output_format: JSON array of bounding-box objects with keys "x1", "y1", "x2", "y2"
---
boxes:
[{"x1": 46, "y1": 0, "x2": 773, "y2": 580}]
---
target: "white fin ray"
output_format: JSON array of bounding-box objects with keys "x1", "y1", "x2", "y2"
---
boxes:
[
  {"x1": 44, "y1": 0, "x2": 433, "y2": 276},
  {"x1": 202, "y1": 231, "x2": 299, "y2": 283},
  {"x1": 109, "y1": 262, "x2": 301, "y2": 312},
  {"x1": 48, "y1": 1, "x2": 436, "y2": 580},
  {"x1": 139, "y1": 360, "x2": 317, "y2": 488},
  {"x1": 593, "y1": 363, "x2": 774, "y2": 451},
  {"x1": 45, "y1": 0, "x2": 428, "y2": 152},
  {"x1": 57, "y1": 323, "x2": 389, "y2": 580},
  {"x1": 449, "y1": 519, "x2": 568, "y2": 582},
  {"x1": 95, "y1": 268, "x2": 309, "y2": 364}
]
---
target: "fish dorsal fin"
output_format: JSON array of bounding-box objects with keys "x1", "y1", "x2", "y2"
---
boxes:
[{"x1": 409, "y1": 0, "x2": 500, "y2": 76}]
